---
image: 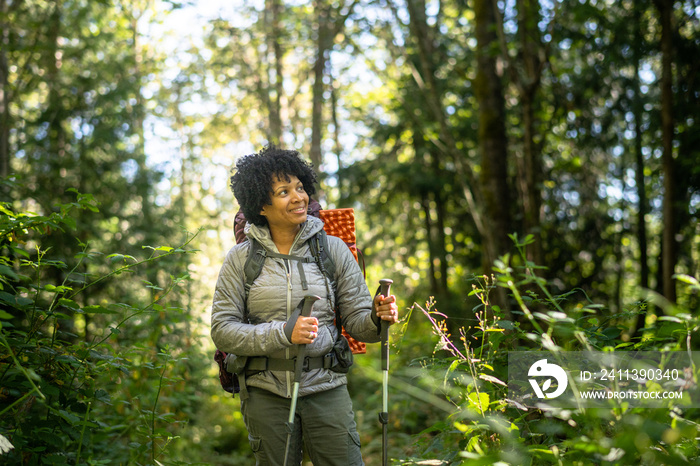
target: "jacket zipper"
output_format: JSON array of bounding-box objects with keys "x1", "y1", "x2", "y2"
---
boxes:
[
  {"x1": 285, "y1": 258, "x2": 292, "y2": 397},
  {"x1": 283, "y1": 225, "x2": 305, "y2": 398}
]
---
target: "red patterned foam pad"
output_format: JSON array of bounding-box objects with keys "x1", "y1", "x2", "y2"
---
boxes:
[{"x1": 319, "y1": 208, "x2": 366, "y2": 354}]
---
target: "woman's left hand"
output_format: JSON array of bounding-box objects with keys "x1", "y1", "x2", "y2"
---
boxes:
[{"x1": 374, "y1": 294, "x2": 399, "y2": 325}]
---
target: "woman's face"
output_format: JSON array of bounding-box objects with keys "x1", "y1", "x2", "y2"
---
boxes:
[{"x1": 260, "y1": 174, "x2": 309, "y2": 231}]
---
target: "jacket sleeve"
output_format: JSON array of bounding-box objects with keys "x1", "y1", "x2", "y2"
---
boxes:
[
  {"x1": 327, "y1": 236, "x2": 381, "y2": 343},
  {"x1": 210, "y1": 245, "x2": 293, "y2": 356}
]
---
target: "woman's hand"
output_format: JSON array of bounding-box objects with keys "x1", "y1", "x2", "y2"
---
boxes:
[
  {"x1": 374, "y1": 294, "x2": 398, "y2": 324},
  {"x1": 290, "y1": 316, "x2": 319, "y2": 344}
]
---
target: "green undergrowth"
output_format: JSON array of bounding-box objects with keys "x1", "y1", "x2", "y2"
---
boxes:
[
  {"x1": 391, "y1": 234, "x2": 700, "y2": 465},
  {"x1": 0, "y1": 193, "x2": 205, "y2": 465}
]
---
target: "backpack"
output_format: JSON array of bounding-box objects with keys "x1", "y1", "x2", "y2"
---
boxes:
[{"x1": 214, "y1": 203, "x2": 365, "y2": 395}]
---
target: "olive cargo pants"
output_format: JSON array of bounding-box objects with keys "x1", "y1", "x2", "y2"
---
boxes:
[{"x1": 241, "y1": 385, "x2": 364, "y2": 466}]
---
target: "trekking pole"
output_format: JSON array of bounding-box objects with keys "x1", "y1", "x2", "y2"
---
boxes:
[
  {"x1": 284, "y1": 294, "x2": 320, "y2": 466},
  {"x1": 378, "y1": 278, "x2": 393, "y2": 466}
]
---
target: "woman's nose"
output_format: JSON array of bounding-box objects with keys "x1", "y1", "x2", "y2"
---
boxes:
[{"x1": 291, "y1": 190, "x2": 304, "y2": 202}]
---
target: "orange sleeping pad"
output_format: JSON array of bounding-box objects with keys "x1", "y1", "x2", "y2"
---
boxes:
[{"x1": 319, "y1": 208, "x2": 367, "y2": 355}]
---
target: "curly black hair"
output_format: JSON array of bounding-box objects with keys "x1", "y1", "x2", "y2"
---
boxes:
[{"x1": 230, "y1": 145, "x2": 318, "y2": 227}]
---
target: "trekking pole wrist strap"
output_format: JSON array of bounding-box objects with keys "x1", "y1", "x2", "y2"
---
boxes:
[
  {"x1": 284, "y1": 308, "x2": 302, "y2": 342},
  {"x1": 284, "y1": 296, "x2": 313, "y2": 342},
  {"x1": 371, "y1": 285, "x2": 383, "y2": 333}
]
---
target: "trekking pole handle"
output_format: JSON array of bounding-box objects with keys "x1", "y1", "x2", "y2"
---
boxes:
[
  {"x1": 379, "y1": 279, "x2": 393, "y2": 371},
  {"x1": 293, "y1": 295, "x2": 321, "y2": 383},
  {"x1": 301, "y1": 294, "x2": 320, "y2": 318}
]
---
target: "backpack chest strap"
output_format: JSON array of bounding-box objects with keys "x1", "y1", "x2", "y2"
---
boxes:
[{"x1": 265, "y1": 251, "x2": 314, "y2": 291}]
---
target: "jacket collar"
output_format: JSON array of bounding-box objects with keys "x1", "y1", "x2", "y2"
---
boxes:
[{"x1": 245, "y1": 216, "x2": 325, "y2": 254}]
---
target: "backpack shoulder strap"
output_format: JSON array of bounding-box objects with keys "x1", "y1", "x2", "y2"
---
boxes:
[
  {"x1": 243, "y1": 237, "x2": 267, "y2": 301},
  {"x1": 309, "y1": 230, "x2": 336, "y2": 286}
]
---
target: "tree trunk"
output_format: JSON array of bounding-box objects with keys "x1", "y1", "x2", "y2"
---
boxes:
[
  {"x1": 310, "y1": 0, "x2": 330, "y2": 175},
  {"x1": 474, "y1": 0, "x2": 512, "y2": 272},
  {"x1": 474, "y1": 0, "x2": 512, "y2": 316},
  {"x1": 633, "y1": 1, "x2": 650, "y2": 333},
  {"x1": 427, "y1": 147, "x2": 450, "y2": 297},
  {"x1": 309, "y1": 0, "x2": 360, "y2": 188},
  {"x1": 421, "y1": 196, "x2": 440, "y2": 296},
  {"x1": 519, "y1": 95, "x2": 543, "y2": 264},
  {"x1": 131, "y1": 6, "x2": 151, "y2": 227},
  {"x1": 515, "y1": 0, "x2": 544, "y2": 267},
  {"x1": 657, "y1": 0, "x2": 676, "y2": 303},
  {"x1": 0, "y1": 0, "x2": 10, "y2": 180},
  {"x1": 47, "y1": 1, "x2": 65, "y2": 162},
  {"x1": 267, "y1": 0, "x2": 283, "y2": 144},
  {"x1": 330, "y1": 72, "x2": 344, "y2": 203}
]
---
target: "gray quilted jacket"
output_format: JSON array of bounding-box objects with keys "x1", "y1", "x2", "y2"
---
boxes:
[{"x1": 210, "y1": 216, "x2": 381, "y2": 398}]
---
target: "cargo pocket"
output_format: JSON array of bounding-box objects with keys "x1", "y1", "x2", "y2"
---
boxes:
[
  {"x1": 249, "y1": 435, "x2": 265, "y2": 463},
  {"x1": 347, "y1": 430, "x2": 364, "y2": 466}
]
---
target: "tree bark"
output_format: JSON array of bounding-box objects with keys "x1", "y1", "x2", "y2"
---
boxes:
[
  {"x1": 310, "y1": 0, "x2": 360, "y2": 185},
  {"x1": 657, "y1": 0, "x2": 676, "y2": 303},
  {"x1": 474, "y1": 0, "x2": 512, "y2": 273},
  {"x1": 515, "y1": 0, "x2": 544, "y2": 267},
  {"x1": 267, "y1": 0, "x2": 283, "y2": 144},
  {"x1": 633, "y1": 1, "x2": 650, "y2": 333},
  {"x1": 422, "y1": 196, "x2": 440, "y2": 296},
  {"x1": 310, "y1": 0, "x2": 330, "y2": 173},
  {"x1": 0, "y1": 0, "x2": 10, "y2": 180},
  {"x1": 330, "y1": 72, "x2": 344, "y2": 203}
]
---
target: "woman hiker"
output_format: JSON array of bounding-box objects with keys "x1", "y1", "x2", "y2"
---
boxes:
[{"x1": 210, "y1": 145, "x2": 399, "y2": 465}]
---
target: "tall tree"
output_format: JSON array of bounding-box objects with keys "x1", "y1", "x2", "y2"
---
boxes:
[
  {"x1": 656, "y1": 0, "x2": 676, "y2": 303},
  {"x1": 309, "y1": 0, "x2": 359, "y2": 192},
  {"x1": 266, "y1": 0, "x2": 284, "y2": 143},
  {"x1": 496, "y1": 0, "x2": 550, "y2": 267},
  {"x1": 0, "y1": 0, "x2": 9, "y2": 180},
  {"x1": 473, "y1": 0, "x2": 512, "y2": 284},
  {"x1": 633, "y1": 0, "x2": 650, "y2": 331}
]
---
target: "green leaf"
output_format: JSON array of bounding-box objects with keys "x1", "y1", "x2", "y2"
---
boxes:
[
  {"x1": 467, "y1": 391, "x2": 490, "y2": 414},
  {"x1": 674, "y1": 274, "x2": 700, "y2": 289},
  {"x1": 0, "y1": 264, "x2": 19, "y2": 281},
  {"x1": 44, "y1": 284, "x2": 72, "y2": 293},
  {"x1": 601, "y1": 327, "x2": 621, "y2": 339},
  {"x1": 57, "y1": 298, "x2": 80, "y2": 311},
  {"x1": 11, "y1": 246, "x2": 30, "y2": 259},
  {"x1": 83, "y1": 305, "x2": 117, "y2": 314},
  {"x1": 143, "y1": 245, "x2": 174, "y2": 252},
  {"x1": 95, "y1": 389, "x2": 111, "y2": 403},
  {"x1": 0, "y1": 291, "x2": 33, "y2": 308},
  {"x1": 61, "y1": 216, "x2": 77, "y2": 230},
  {"x1": 57, "y1": 410, "x2": 81, "y2": 425}
]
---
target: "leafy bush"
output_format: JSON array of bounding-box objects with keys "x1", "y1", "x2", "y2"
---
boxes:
[
  {"x1": 0, "y1": 193, "x2": 203, "y2": 465},
  {"x1": 391, "y1": 235, "x2": 700, "y2": 465}
]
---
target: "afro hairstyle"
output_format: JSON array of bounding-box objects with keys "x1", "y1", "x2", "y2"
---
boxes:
[{"x1": 230, "y1": 145, "x2": 318, "y2": 227}]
